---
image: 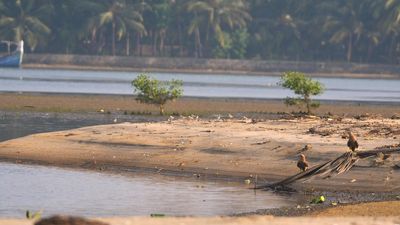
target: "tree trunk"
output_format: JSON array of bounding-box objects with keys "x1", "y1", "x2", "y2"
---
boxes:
[
  {"x1": 346, "y1": 33, "x2": 353, "y2": 62},
  {"x1": 178, "y1": 21, "x2": 183, "y2": 57},
  {"x1": 139, "y1": 35, "x2": 143, "y2": 56},
  {"x1": 153, "y1": 31, "x2": 158, "y2": 56},
  {"x1": 195, "y1": 27, "x2": 202, "y2": 58},
  {"x1": 126, "y1": 32, "x2": 130, "y2": 56},
  {"x1": 159, "y1": 104, "x2": 165, "y2": 115},
  {"x1": 367, "y1": 42, "x2": 372, "y2": 63},
  {"x1": 112, "y1": 22, "x2": 116, "y2": 56},
  {"x1": 136, "y1": 33, "x2": 142, "y2": 56},
  {"x1": 305, "y1": 95, "x2": 311, "y2": 115},
  {"x1": 159, "y1": 29, "x2": 166, "y2": 56},
  {"x1": 204, "y1": 23, "x2": 210, "y2": 56},
  {"x1": 389, "y1": 35, "x2": 396, "y2": 63}
]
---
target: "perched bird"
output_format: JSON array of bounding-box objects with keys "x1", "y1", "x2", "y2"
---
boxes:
[
  {"x1": 347, "y1": 132, "x2": 359, "y2": 151},
  {"x1": 297, "y1": 154, "x2": 309, "y2": 172}
]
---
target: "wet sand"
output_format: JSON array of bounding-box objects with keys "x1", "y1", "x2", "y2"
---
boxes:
[
  {"x1": 0, "y1": 92, "x2": 399, "y2": 117},
  {"x1": 311, "y1": 201, "x2": 400, "y2": 217}
]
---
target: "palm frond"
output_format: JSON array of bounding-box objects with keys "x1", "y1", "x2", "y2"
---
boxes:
[{"x1": 257, "y1": 147, "x2": 400, "y2": 189}]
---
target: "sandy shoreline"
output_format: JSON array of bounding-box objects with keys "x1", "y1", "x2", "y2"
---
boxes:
[{"x1": 1, "y1": 111, "x2": 399, "y2": 193}]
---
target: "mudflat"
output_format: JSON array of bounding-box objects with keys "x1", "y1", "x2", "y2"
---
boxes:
[{"x1": 0, "y1": 92, "x2": 399, "y2": 117}]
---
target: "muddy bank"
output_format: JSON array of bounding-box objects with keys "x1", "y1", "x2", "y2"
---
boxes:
[
  {"x1": 1, "y1": 114, "x2": 399, "y2": 193},
  {"x1": 1, "y1": 93, "x2": 399, "y2": 118},
  {"x1": 238, "y1": 195, "x2": 400, "y2": 217}
]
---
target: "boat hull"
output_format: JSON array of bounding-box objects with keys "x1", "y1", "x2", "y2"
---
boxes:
[{"x1": 0, "y1": 51, "x2": 22, "y2": 67}]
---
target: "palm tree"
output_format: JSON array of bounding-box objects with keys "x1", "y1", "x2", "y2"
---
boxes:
[
  {"x1": 0, "y1": 0, "x2": 52, "y2": 51},
  {"x1": 321, "y1": 0, "x2": 364, "y2": 62},
  {"x1": 83, "y1": 0, "x2": 146, "y2": 56},
  {"x1": 186, "y1": 0, "x2": 251, "y2": 57},
  {"x1": 378, "y1": 0, "x2": 400, "y2": 61},
  {"x1": 384, "y1": 0, "x2": 400, "y2": 30},
  {"x1": 144, "y1": 0, "x2": 174, "y2": 56}
]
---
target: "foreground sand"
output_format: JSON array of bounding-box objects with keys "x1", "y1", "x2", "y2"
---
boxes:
[
  {"x1": 2, "y1": 214, "x2": 400, "y2": 225},
  {"x1": 1, "y1": 115, "x2": 399, "y2": 192}
]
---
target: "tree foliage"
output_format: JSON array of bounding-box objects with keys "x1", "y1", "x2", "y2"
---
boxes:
[
  {"x1": 0, "y1": 0, "x2": 52, "y2": 51},
  {"x1": 3, "y1": 0, "x2": 400, "y2": 64},
  {"x1": 131, "y1": 74, "x2": 183, "y2": 115},
  {"x1": 212, "y1": 28, "x2": 249, "y2": 59},
  {"x1": 280, "y1": 72, "x2": 324, "y2": 114}
]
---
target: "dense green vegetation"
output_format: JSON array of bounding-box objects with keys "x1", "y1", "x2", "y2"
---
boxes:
[
  {"x1": 132, "y1": 74, "x2": 183, "y2": 115},
  {"x1": 2, "y1": 0, "x2": 400, "y2": 64},
  {"x1": 280, "y1": 72, "x2": 324, "y2": 114}
]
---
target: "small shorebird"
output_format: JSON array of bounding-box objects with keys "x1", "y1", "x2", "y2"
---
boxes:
[
  {"x1": 347, "y1": 132, "x2": 359, "y2": 152},
  {"x1": 297, "y1": 154, "x2": 309, "y2": 172}
]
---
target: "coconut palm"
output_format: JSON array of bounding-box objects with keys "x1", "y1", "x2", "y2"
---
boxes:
[
  {"x1": 0, "y1": 0, "x2": 52, "y2": 51},
  {"x1": 83, "y1": 0, "x2": 147, "y2": 56},
  {"x1": 186, "y1": 0, "x2": 251, "y2": 57},
  {"x1": 384, "y1": 0, "x2": 400, "y2": 29},
  {"x1": 144, "y1": 0, "x2": 174, "y2": 56},
  {"x1": 321, "y1": 0, "x2": 365, "y2": 62},
  {"x1": 380, "y1": 0, "x2": 400, "y2": 61}
]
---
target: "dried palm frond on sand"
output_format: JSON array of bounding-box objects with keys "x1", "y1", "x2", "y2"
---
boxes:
[{"x1": 257, "y1": 147, "x2": 400, "y2": 189}]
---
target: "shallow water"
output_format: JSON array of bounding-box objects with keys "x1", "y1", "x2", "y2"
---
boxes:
[
  {"x1": 0, "y1": 163, "x2": 300, "y2": 217},
  {"x1": 0, "y1": 68, "x2": 399, "y2": 102},
  {"x1": 0, "y1": 111, "x2": 152, "y2": 142}
]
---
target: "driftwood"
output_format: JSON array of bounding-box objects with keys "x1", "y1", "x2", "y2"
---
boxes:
[{"x1": 257, "y1": 147, "x2": 400, "y2": 189}]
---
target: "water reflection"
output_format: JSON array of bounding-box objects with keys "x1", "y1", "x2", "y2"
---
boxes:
[
  {"x1": 0, "y1": 112, "x2": 151, "y2": 142},
  {"x1": 0, "y1": 163, "x2": 300, "y2": 217}
]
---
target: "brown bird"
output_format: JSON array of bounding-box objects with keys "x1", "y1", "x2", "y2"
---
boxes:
[
  {"x1": 297, "y1": 154, "x2": 309, "y2": 172},
  {"x1": 347, "y1": 132, "x2": 359, "y2": 152}
]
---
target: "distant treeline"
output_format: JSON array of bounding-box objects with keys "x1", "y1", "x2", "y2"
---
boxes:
[{"x1": 2, "y1": 0, "x2": 400, "y2": 64}]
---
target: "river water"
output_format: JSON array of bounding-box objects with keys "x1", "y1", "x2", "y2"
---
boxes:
[
  {"x1": 0, "y1": 163, "x2": 299, "y2": 217},
  {"x1": 0, "y1": 68, "x2": 399, "y2": 102},
  {"x1": 0, "y1": 112, "x2": 302, "y2": 217}
]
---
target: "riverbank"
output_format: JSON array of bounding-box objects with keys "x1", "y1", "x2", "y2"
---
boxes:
[
  {"x1": 22, "y1": 53, "x2": 400, "y2": 79},
  {"x1": 1, "y1": 92, "x2": 399, "y2": 117}
]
